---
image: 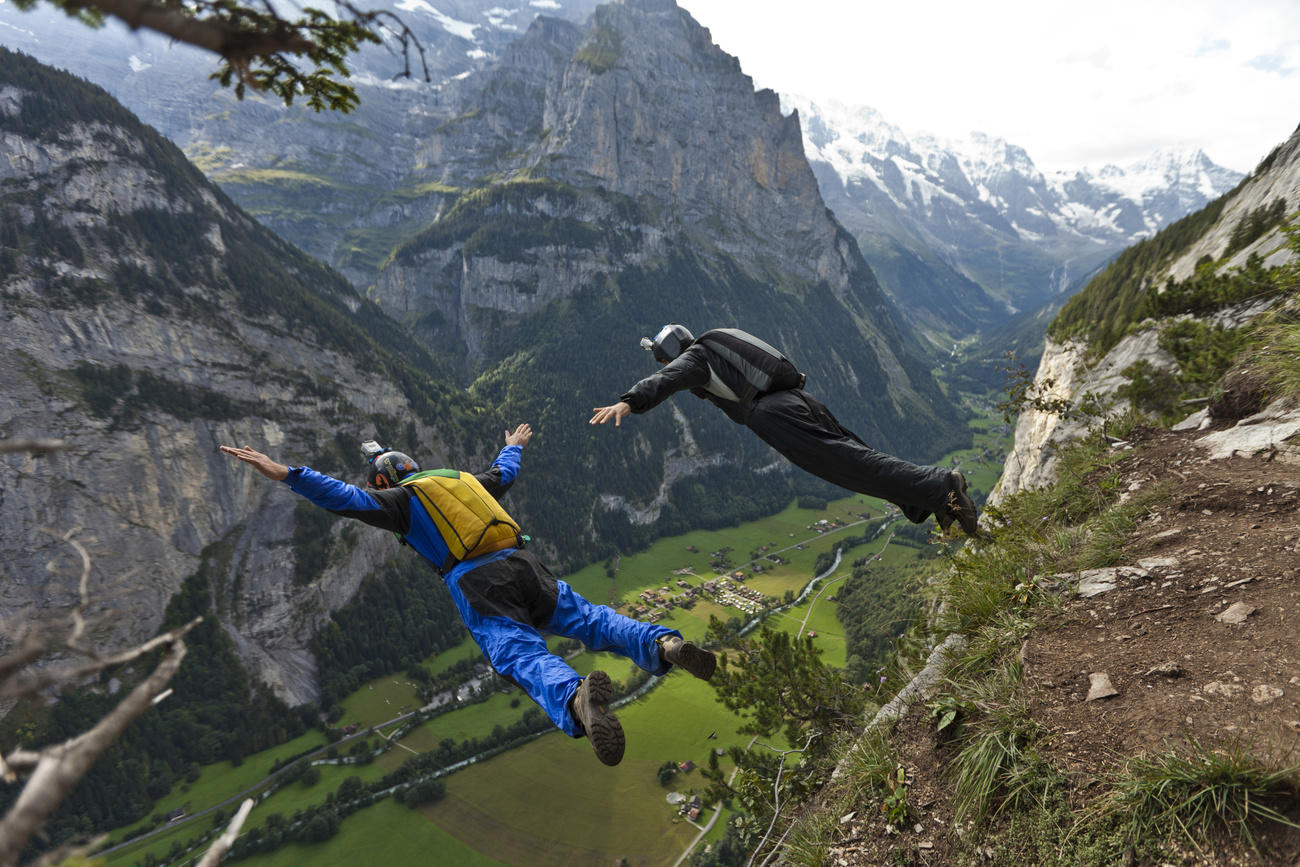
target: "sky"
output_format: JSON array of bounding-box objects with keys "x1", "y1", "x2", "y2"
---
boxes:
[{"x1": 679, "y1": 0, "x2": 1300, "y2": 174}]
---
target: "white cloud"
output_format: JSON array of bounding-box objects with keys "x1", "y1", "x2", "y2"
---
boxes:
[{"x1": 680, "y1": 0, "x2": 1300, "y2": 173}]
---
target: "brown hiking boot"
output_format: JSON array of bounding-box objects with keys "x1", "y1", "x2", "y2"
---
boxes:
[
  {"x1": 657, "y1": 635, "x2": 717, "y2": 681},
  {"x1": 570, "y1": 670, "x2": 624, "y2": 766},
  {"x1": 937, "y1": 470, "x2": 980, "y2": 537}
]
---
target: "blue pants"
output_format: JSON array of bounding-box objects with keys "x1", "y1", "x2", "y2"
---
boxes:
[{"x1": 446, "y1": 550, "x2": 677, "y2": 737}]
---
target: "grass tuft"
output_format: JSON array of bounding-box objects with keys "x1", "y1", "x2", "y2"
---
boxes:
[
  {"x1": 948, "y1": 659, "x2": 1056, "y2": 824},
  {"x1": 1101, "y1": 738, "x2": 1300, "y2": 852},
  {"x1": 1251, "y1": 316, "x2": 1300, "y2": 405}
]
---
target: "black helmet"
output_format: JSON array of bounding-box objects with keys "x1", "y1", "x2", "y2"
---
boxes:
[
  {"x1": 363, "y1": 442, "x2": 420, "y2": 489},
  {"x1": 641, "y1": 323, "x2": 694, "y2": 363}
]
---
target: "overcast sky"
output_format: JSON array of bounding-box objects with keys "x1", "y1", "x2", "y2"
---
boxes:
[{"x1": 679, "y1": 0, "x2": 1300, "y2": 174}]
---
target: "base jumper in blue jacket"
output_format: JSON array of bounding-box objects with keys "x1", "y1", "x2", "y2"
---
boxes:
[{"x1": 220, "y1": 424, "x2": 717, "y2": 767}]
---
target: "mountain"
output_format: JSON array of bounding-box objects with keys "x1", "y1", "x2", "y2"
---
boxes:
[
  {"x1": 0, "y1": 45, "x2": 488, "y2": 703},
  {"x1": 785, "y1": 96, "x2": 1246, "y2": 342},
  {"x1": 358, "y1": 0, "x2": 968, "y2": 553},
  {"x1": 755, "y1": 124, "x2": 1300, "y2": 867},
  {"x1": 0, "y1": 0, "x2": 968, "y2": 699},
  {"x1": 994, "y1": 123, "x2": 1300, "y2": 501},
  {"x1": 0, "y1": 0, "x2": 604, "y2": 284}
]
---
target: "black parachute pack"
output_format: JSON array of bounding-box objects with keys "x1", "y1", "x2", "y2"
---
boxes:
[
  {"x1": 398, "y1": 470, "x2": 524, "y2": 572},
  {"x1": 695, "y1": 328, "x2": 805, "y2": 408}
]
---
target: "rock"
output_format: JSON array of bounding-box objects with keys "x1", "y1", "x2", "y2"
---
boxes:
[
  {"x1": 1172, "y1": 408, "x2": 1209, "y2": 431},
  {"x1": 1203, "y1": 681, "x2": 1244, "y2": 698},
  {"x1": 1196, "y1": 399, "x2": 1300, "y2": 460},
  {"x1": 1086, "y1": 672, "x2": 1119, "y2": 701},
  {"x1": 1070, "y1": 566, "x2": 1151, "y2": 598},
  {"x1": 1148, "y1": 527, "x2": 1186, "y2": 543},
  {"x1": 839, "y1": 811, "x2": 856, "y2": 824},
  {"x1": 1251, "y1": 685, "x2": 1284, "y2": 704},
  {"x1": 1286, "y1": 721, "x2": 1300, "y2": 733},
  {"x1": 1137, "y1": 556, "x2": 1180, "y2": 570},
  {"x1": 1143, "y1": 662, "x2": 1184, "y2": 678},
  {"x1": 1214, "y1": 602, "x2": 1257, "y2": 625}
]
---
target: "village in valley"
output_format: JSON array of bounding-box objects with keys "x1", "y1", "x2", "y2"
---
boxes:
[{"x1": 620, "y1": 515, "x2": 859, "y2": 622}]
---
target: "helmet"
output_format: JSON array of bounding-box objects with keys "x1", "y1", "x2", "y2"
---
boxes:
[
  {"x1": 642, "y1": 323, "x2": 694, "y2": 363},
  {"x1": 366, "y1": 448, "x2": 420, "y2": 489}
]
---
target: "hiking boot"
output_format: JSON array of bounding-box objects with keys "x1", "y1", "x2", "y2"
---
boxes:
[
  {"x1": 657, "y1": 635, "x2": 717, "y2": 681},
  {"x1": 937, "y1": 470, "x2": 980, "y2": 537},
  {"x1": 570, "y1": 670, "x2": 624, "y2": 766}
]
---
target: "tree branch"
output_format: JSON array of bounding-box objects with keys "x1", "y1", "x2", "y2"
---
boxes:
[
  {"x1": 196, "y1": 798, "x2": 254, "y2": 867},
  {"x1": 0, "y1": 617, "x2": 203, "y2": 701},
  {"x1": 0, "y1": 439, "x2": 65, "y2": 455},
  {"x1": 0, "y1": 618, "x2": 198, "y2": 866}
]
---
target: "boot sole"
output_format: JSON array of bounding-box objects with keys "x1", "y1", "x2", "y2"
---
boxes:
[
  {"x1": 673, "y1": 642, "x2": 718, "y2": 681},
  {"x1": 577, "y1": 671, "x2": 624, "y2": 766},
  {"x1": 947, "y1": 472, "x2": 980, "y2": 537}
]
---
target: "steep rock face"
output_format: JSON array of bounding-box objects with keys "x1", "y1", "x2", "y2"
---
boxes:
[
  {"x1": 360, "y1": 0, "x2": 967, "y2": 558},
  {"x1": 0, "y1": 51, "x2": 472, "y2": 703},
  {"x1": 990, "y1": 126, "x2": 1300, "y2": 505},
  {"x1": 786, "y1": 97, "x2": 1247, "y2": 337},
  {"x1": 367, "y1": 0, "x2": 963, "y2": 480}
]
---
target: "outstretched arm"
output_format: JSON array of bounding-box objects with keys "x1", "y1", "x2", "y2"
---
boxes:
[
  {"x1": 590, "y1": 347, "x2": 711, "y2": 427},
  {"x1": 589, "y1": 402, "x2": 631, "y2": 426},
  {"x1": 504, "y1": 423, "x2": 532, "y2": 447},
  {"x1": 220, "y1": 445, "x2": 289, "y2": 481},
  {"x1": 220, "y1": 444, "x2": 409, "y2": 533},
  {"x1": 476, "y1": 423, "x2": 531, "y2": 497}
]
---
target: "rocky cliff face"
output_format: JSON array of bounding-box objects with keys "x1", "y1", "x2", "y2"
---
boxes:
[
  {"x1": 0, "y1": 49, "x2": 476, "y2": 703},
  {"x1": 990, "y1": 126, "x2": 1300, "y2": 506},
  {"x1": 361, "y1": 0, "x2": 966, "y2": 536}
]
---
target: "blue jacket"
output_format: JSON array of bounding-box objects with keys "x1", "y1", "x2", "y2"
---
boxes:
[{"x1": 283, "y1": 445, "x2": 524, "y2": 583}]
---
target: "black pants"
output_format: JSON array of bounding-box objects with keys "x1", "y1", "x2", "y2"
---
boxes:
[{"x1": 745, "y1": 389, "x2": 950, "y2": 524}]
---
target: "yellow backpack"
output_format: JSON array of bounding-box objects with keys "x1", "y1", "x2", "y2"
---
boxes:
[{"x1": 399, "y1": 469, "x2": 523, "y2": 572}]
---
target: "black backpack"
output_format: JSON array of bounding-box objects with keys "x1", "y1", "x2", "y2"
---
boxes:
[{"x1": 695, "y1": 328, "x2": 805, "y2": 408}]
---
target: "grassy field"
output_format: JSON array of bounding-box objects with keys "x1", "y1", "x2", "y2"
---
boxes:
[
  {"x1": 414, "y1": 673, "x2": 746, "y2": 867},
  {"x1": 340, "y1": 675, "x2": 423, "y2": 729},
  {"x1": 232, "y1": 798, "x2": 507, "y2": 867},
  {"x1": 102, "y1": 728, "x2": 327, "y2": 849}
]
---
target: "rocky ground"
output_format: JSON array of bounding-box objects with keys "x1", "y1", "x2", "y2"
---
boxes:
[{"x1": 822, "y1": 406, "x2": 1300, "y2": 866}]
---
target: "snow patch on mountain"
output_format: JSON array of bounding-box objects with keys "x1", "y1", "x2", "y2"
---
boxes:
[
  {"x1": 785, "y1": 94, "x2": 1244, "y2": 248},
  {"x1": 394, "y1": 0, "x2": 480, "y2": 40}
]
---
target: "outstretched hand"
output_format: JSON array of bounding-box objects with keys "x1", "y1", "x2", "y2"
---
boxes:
[
  {"x1": 220, "y1": 445, "x2": 289, "y2": 481},
  {"x1": 504, "y1": 423, "x2": 533, "y2": 447},
  {"x1": 589, "y1": 402, "x2": 631, "y2": 427}
]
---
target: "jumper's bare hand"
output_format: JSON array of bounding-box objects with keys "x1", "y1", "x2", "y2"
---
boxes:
[
  {"x1": 504, "y1": 423, "x2": 533, "y2": 448},
  {"x1": 589, "y1": 402, "x2": 631, "y2": 427},
  {"x1": 220, "y1": 445, "x2": 290, "y2": 481}
]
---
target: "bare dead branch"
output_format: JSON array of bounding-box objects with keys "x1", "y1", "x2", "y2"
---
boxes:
[
  {"x1": 0, "y1": 616, "x2": 202, "y2": 701},
  {"x1": 347, "y1": 4, "x2": 430, "y2": 82},
  {"x1": 0, "y1": 439, "x2": 65, "y2": 455},
  {"x1": 28, "y1": 833, "x2": 108, "y2": 867},
  {"x1": 196, "y1": 798, "x2": 254, "y2": 867},
  {"x1": 746, "y1": 734, "x2": 819, "y2": 867},
  {"x1": 0, "y1": 635, "x2": 46, "y2": 688},
  {"x1": 0, "y1": 620, "x2": 197, "y2": 866}
]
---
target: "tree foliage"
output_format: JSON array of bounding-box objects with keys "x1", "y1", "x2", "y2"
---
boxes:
[{"x1": 8, "y1": 0, "x2": 429, "y2": 111}]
